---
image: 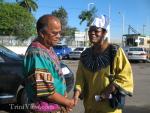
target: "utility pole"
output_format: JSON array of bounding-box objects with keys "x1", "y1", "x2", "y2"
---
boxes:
[
  {"x1": 86, "y1": 3, "x2": 95, "y2": 46},
  {"x1": 118, "y1": 12, "x2": 125, "y2": 47},
  {"x1": 107, "y1": 4, "x2": 111, "y2": 43},
  {"x1": 143, "y1": 24, "x2": 146, "y2": 35}
]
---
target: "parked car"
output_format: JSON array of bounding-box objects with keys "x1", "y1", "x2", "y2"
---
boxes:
[
  {"x1": 127, "y1": 47, "x2": 147, "y2": 62},
  {"x1": 123, "y1": 47, "x2": 129, "y2": 57},
  {"x1": 53, "y1": 45, "x2": 72, "y2": 59},
  {"x1": 61, "y1": 62, "x2": 74, "y2": 92},
  {"x1": 69, "y1": 47, "x2": 86, "y2": 59},
  {"x1": 0, "y1": 45, "x2": 74, "y2": 105}
]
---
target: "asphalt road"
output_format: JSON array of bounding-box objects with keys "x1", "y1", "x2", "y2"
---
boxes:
[{"x1": 0, "y1": 60, "x2": 150, "y2": 113}]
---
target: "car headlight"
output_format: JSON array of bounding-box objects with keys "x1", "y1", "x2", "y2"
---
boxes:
[{"x1": 62, "y1": 67, "x2": 70, "y2": 75}]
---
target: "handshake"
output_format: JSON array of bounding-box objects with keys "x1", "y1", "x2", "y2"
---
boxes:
[
  {"x1": 65, "y1": 90, "x2": 81, "y2": 112},
  {"x1": 65, "y1": 83, "x2": 116, "y2": 112}
]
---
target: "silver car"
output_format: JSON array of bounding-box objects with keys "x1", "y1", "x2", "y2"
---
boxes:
[
  {"x1": 127, "y1": 47, "x2": 147, "y2": 62},
  {"x1": 69, "y1": 47, "x2": 86, "y2": 59}
]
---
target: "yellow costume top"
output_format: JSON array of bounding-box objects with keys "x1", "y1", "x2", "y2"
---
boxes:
[{"x1": 75, "y1": 44, "x2": 133, "y2": 113}]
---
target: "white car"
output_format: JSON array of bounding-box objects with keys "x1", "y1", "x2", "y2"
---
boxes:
[
  {"x1": 69, "y1": 47, "x2": 86, "y2": 59},
  {"x1": 127, "y1": 47, "x2": 147, "y2": 62}
]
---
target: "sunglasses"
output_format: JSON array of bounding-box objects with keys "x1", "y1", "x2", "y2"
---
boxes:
[
  {"x1": 89, "y1": 26, "x2": 107, "y2": 33},
  {"x1": 88, "y1": 26, "x2": 102, "y2": 33}
]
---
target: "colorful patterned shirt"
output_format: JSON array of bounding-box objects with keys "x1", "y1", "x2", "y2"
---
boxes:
[{"x1": 24, "y1": 40, "x2": 66, "y2": 102}]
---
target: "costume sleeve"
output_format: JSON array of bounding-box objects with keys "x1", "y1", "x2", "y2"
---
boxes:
[
  {"x1": 24, "y1": 51, "x2": 55, "y2": 97},
  {"x1": 113, "y1": 48, "x2": 134, "y2": 95},
  {"x1": 75, "y1": 61, "x2": 85, "y2": 93}
]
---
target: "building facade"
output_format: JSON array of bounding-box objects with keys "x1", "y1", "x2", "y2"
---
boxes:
[{"x1": 123, "y1": 34, "x2": 150, "y2": 49}]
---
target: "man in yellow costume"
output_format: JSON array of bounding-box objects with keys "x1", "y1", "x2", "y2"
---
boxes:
[{"x1": 73, "y1": 15, "x2": 134, "y2": 113}]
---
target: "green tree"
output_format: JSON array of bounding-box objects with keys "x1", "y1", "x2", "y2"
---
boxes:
[
  {"x1": 0, "y1": 0, "x2": 4, "y2": 3},
  {"x1": 65, "y1": 27, "x2": 78, "y2": 37},
  {"x1": 0, "y1": 3, "x2": 36, "y2": 40},
  {"x1": 51, "y1": 7, "x2": 78, "y2": 37},
  {"x1": 16, "y1": 0, "x2": 38, "y2": 12},
  {"x1": 79, "y1": 6, "x2": 97, "y2": 27},
  {"x1": 51, "y1": 7, "x2": 68, "y2": 36}
]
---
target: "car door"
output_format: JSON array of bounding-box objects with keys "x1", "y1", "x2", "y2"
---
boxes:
[{"x1": 0, "y1": 51, "x2": 23, "y2": 97}]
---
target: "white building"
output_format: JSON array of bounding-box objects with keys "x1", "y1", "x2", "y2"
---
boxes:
[
  {"x1": 75, "y1": 31, "x2": 88, "y2": 47},
  {"x1": 123, "y1": 34, "x2": 150, "y2": 49}
]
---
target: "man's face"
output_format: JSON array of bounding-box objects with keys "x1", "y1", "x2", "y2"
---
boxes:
[
  {"x1": 88, "y1": 26, "x2": 106, "y2": 44},
  {"x1": 43, "y1": 21, "x2": 61, "y2": 47}
]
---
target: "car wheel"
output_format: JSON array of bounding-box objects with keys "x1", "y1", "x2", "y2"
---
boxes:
[
  {"x1": 143, "y1": 60, "x2": 146, "y2": 63},
  {"x1": 17, "y1": 89, "x2": 30, "y2": 113},
  {"x1": 66, "y1": 55, "x2": 69, "y2": 59}
]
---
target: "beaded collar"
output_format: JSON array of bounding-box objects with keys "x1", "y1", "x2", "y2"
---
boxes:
[{"x1": 80, "y1": 44, "x2": 119, "y2": 72}]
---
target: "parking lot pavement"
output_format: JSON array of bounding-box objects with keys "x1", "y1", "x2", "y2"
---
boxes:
[{"x1": 0, "y1": 61, "x2": 150, "y2": 113}]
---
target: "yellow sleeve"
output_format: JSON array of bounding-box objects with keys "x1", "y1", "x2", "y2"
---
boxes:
[
  {"x1": 113, "y1": 47, "x2": 134, "y2": 95},
  {"x1": 75, "y1": 61, "x2": 85, "y2": 93}
]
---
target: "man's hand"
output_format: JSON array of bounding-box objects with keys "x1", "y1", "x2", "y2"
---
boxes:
[
  {"x1": 65, "y1": 98, "x2": 74, "y2": 108},
  {"x1": 65, "y1": 99, "x2": 74, "y2": 112}
]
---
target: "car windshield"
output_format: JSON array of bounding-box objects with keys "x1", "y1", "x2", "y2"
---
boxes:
[
  {"x1": 74, "y1": 48, "x2": 84, "y2": 51},
  {"x1": 129, "y1": 48, "x2": 143, "y2": 51},
  {"x1": 0, "y1": 45, "x2": 22, "y2": 60}
]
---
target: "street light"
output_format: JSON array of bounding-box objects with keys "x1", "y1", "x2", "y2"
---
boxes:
[
  {"x1": 118, "y1": 12, "x2": 125, "y2": 47},
  {"x1": 88, "y1": 3, "x2": 95, "y2": 11},
  {"x1": 84, "y1": 3, "x2": 95, "y2": 46}
]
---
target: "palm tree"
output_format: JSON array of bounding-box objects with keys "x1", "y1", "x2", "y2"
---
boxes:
[
  {"x1": 79, "y1": 6, "x2": 97, "y2": 27},
  {"x1": 16, "y1": 0, "x2": 38, "y2": 12},
  {"x1": 51, "y1": 7, "x2": 68, "y2": 36},
  {"x1": 0, "y1": 0, "x2": 4, "y2": 3}
]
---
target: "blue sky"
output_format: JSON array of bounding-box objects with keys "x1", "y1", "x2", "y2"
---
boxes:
[{"x1": 6, "y1": 0, "x2": 150, "y2": 40}]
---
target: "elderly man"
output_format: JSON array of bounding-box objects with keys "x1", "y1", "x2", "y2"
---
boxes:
[
  {"x1": 73, "y1": 15, "x2": 133, "y2": 113},
  {"x1": 24, "y1": 15, "x2": 74, "y2": 113}
]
